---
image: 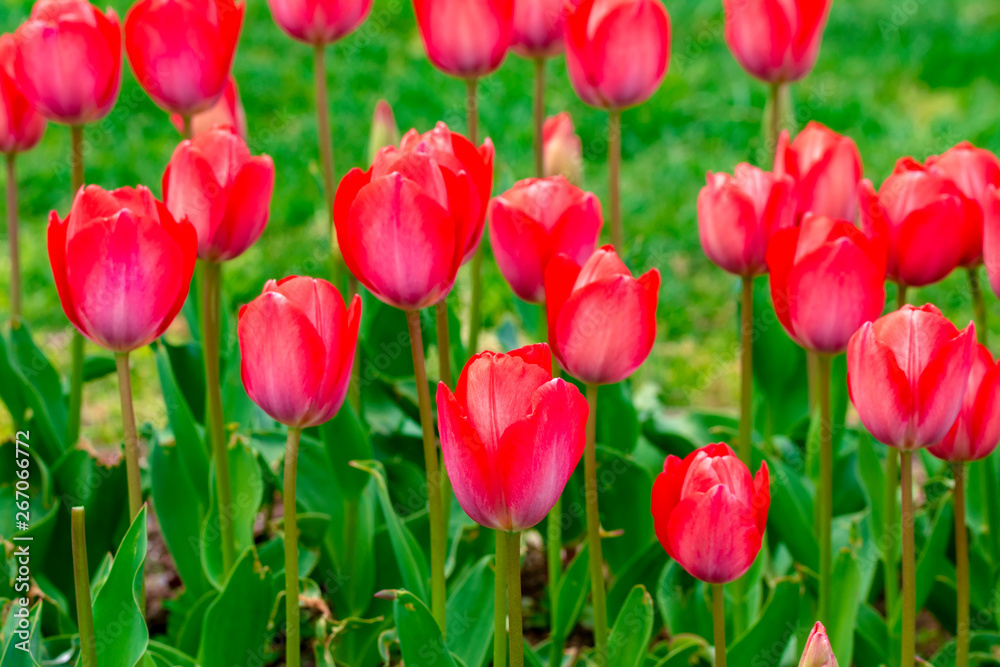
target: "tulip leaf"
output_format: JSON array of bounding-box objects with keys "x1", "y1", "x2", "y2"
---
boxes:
[
  {"x1": 444, "y1": 556, "x2": 494, "y2": 667},
  {"x1": 8, "y1": 323, "x2": 67, "y2": 463},
  {"x1": 608, "y1": 541, "x2": 668, "y2": 627},
  {"x1": 728, "y1": 579, "x2": 801, "y2": 661},
  {"x1": 828, "y1": 549, "x2": 863, "y2": 665},
  {"x1": 553, "y1": 544, "x2": 591, "y2": 647},
  {"x1": 595, "y1": 447, "x2": 655, "y2": 574},
  {"x1": 147, "y1": 640, "x2": 198, "y2": 667},
  {"x1": 642, "y1": 410, "x2": 738, "y2": 460},
  {"x1": 392, "y1": 589, "x2": 459, "y2": 666},
  {"x1": 154, "y1": 343, "x2": 210, "y2": 506},
  {"x1": 606, "y1": 585, "x2": 654, "y2": 667},
  {"x1": 853, "y1": 604, "x2": 888, "y2": 667},
  {"x1": 319, "y1": 403, "x2": 373, "y2": 502},
  {"x1": 597, "y1": 382, "x2": 640, "y2": 454},
  {"x1": 763, "y1": 454, "x2": 818, "y2": 572},
  {"x1": 656, "y1": 561, "x2": 714, "y2": 642},
  {"x1": 0, "y1": 328, "x2": 28, "y2": 428},
  {"x1": 163, "y1": 339, "x2": 207, "y2": 427},
  {"x1": 82, "y1": 354, "x2": 116, "y2": 382},
  {"x1": 889, "y1": 500, "x2": 953, "y2": 632},
  {"x1": 173, "y1": 590, "x2": 218, "y2": 658},
  {"x1": 0, "y1": 600, "x2": 42, "y2": 666},
  {"x1": 931, "y1": 632, "x2": 1000, "y2": 665}
]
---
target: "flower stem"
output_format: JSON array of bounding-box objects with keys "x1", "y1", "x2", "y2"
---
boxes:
[
  {"x1": 968, "y1": 267, "x2": 988, "y2": 346},
  {"x1": 6, "y1": 153, "x2": 20, "y2": 327},
  {"x1": 114, "y1": 352, "x2": 145, "y2": 614},
  {"x1": 494, "y1": 530, "x2": 508, "y2": 667},
  {"x1": 884, "y1": 448, "x2": 900, "y2": 620},
  {"x1": 466, "y1": 78, "x2": 483, "y2": 355},
  {"x1": 897, "y1": 282, "x2": 908, "y2": 309},
  {"x1": 608, "y1": 110, "x2": 622, "y2": 250},
  {"x1": 954, "y1": 462, "x2": 969, "y2": 667},
  {"x1": 284, "y1": 427, "x2": 302, "y2": 667},
  {"x1": 739, "y1": 276, "x2": 754, "y2": 466},
  {"x1": 508, "y1": 531, "x2": 524, "y2": 667},
  {"x1": 435, "y1": 301, "x2": 453, "y2": 531},
  {"x1": 584, "y1": 383, "x2": 608, "y2": 665},
  {"x1": 313, "y1": 43, "x2": 336, "y2": 241},
  {"x1": 202, "y1": 260, "x2": 235, "y2": 575},
  {"x1": 406, "y1": 310, "x2": 447, "y2": 633},
  {"x1": 547, "y1": 495, "x2": 563, "y2": 665},
  {"x1": 71, "y1": 507, "x2": 98, "y2": 667},
  {"x1": 900, "y1": 450, "x2": 915, "y2": 667},
  {"x1": 766, "y1": 83, "x2": 784, "y2": 165},
  {"x1": 983, "y1": 456, "x2": 1000, "y2": 578},
  {"x1": 817, "y1": 353, "x2": 832, "y2": 626},
  {"x1": 67, "y1": 125, "x2": 86, "y2": 446},
  {"x1": 713, "y1": 583, "x2": 727, "y2": 667},
  {"x1": 182, "y1": 115, "x2": 193, "y2": 140},
  {"x1": 534, "y1": 58, "x2": 546, "y2": 177}
]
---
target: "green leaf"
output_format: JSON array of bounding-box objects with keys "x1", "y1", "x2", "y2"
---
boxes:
[
  {"x1": 853, "y1": 604, "x2": 888, "y2": 667},
  {"x1": 931, "y1": 633, "x2": 1000, "y2": 665},
  {"x1": 595, "y1": 447, "x2": 655, "y2": 574},
  {"x1": 197, "y1": 549, "x2": 275, "y2": 667},
  {"x1": 163, "y1": 340, "x2": 206, "y2": 427},
  {"x1": 764, "y1": 454, "x2": 818, "y2": 572},
  {"x1": 828, "y1": 549, "x2": 863, "y2": 665},
  {"x1": 552, "y1": 544, "x2": 591, "y2": 646},
  {"x1": 319, "y1": 403, "x2": 373, "y2": 502},
  {"x1": 91, "y1": 507, "x2": 149, "y2": 667},
  {"x1": 656, "y1": 561, "x2": 713, "y2": 642},
  {"x1": 0, "y1": 328, "x2": 27, "y2": 425},
  {"x1": 146, "y1": 640, "x2": 198, "y2": 667},
  {"x1": 82, "y1": 354, "x2": 116, "y2": 382},
  {"x1": 0, "y1": 600, "x2": 42, "y2": 666},
  {"x1": 728, "y1": 579, "x2": 801, "y2": 663},
  {"x1": 890, "y1": 500, "x2": 953, "y2": 632},
  {"x1": 154, "y1": 344, "x2": 209, "y2": 507},
  {"x1": 643, "y1": 411, "x2": 737, "y2": 459},
  {"x1": 173, "y1": 590, "x2": 218, "y2": 657},
  {"x1": 392, "y1": 589, "x2": 457, "y2": 666},
  {"x1": 856, "y1": 433, "x2": 886, "y2": 556},
  {"x1": 606, "y1": 585, "x2": 654, "y2": 667},
  {"x1": 597, "y1": 383, "x2": 640, "y2": 454},
  {"x1": 8, "y1": 323, "x2": 67, "y2": 462},
  {"x1": 445, "y1": 556, "x2": 494, "y2": 667},
  {"x1": 607, "y1": 542, "x2": 667, "y2": 627}
]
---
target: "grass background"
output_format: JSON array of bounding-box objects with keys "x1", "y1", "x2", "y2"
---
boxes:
[{"x1": 1, "y1": 0, "x2": 999, "y2": 440}]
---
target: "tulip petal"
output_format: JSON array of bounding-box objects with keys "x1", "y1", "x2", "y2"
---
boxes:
[
  {"x1": 847, "y1": 322, "x2": 912, "y2": 448},
  {"x1": 215, "y1": 154, "x2": 275, "y2": 260},
  {"x1": 894, "y1": 195, "x2": 965, "y2": 287},
  {"x1": 544, "y1": 253, "x2": 583, "y2": 365},
  {"x1": 588, "y1": 0, "x2": 670, "y2": 109},
  {"x1": 914, "y1": 324, "x2": 976, "y2": 448},
  {"x1": 488, "y1": 197, "x2": 552, "y2": 303},
  {"x1": 752, "y1": 461, "x2": 770, "y2": 535},
  {"x1": 46, "y1": 210, "x2": 83, "y2": 333}
]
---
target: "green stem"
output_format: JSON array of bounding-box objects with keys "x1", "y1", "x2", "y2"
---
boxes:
[
  {"x1": 314, "y1": 43, "x2": 336, "y2": 240},
  {"x1": 897, "y1": 282, "x2": 908, "y2": 309},
  {"x1": 817, "y1": 354, "x2": 832, "y2": 626},
  {"x1": 884, "y1": 448, "x2": 900, "y2": 621},
  {"x1": 739, "y1": 276, "x2": 754, "y2": 466},
  {"x1": 713, "y1": 584, "x2": 727, "y2": 667},
  {"x1": 202, "y1": 261, "x2": 235, "y2": 575},
  {"x1": 968, "y1": 267, "x2": 988, "y2": 346},
  {"x1": 182, "y1": 114, "x2": 193, "y2": 140},
  {"x1": 435, "y1": 301, "x2": 453, "y2": 533},
  {"x1": 900, "y1": 450, "x2": 915, "y2": 667},
  {"x1": 71, "y1": 507, "x2": 98, "y2": 667},
  {"x1": 6, "y1": 153, "x2": 20, "y2": 326},
  {"x1": 954, "y1": 462, "x2": 969, "y2": 667},
  {"x1": 534, "y1": 58, "x2": 546, "y2": 177},
  {"x1": 114, "y1": 352, "x2": 145, "y2": 615},
  {"x1": 584, "y1": 383, "x2": 608, "y2": 665},
  {"x1": 284, "y1": 427, "x2": 302, "y2": 667},
  {"x1": 67, "y1": 125, "x2": 85, "y2": 446},
  {"x1": 608, "y1": 110, "x2": 622, "y2": 250},
  {"x1": 508, "y1": 531, "x2": 524, "y2": 667},
  {"x1": 406, "y1": 310, "x2": 447, "y2": 633},
  {"x1": 767, "y1": 83, "x2": 783, "y2": 166},
  {"x1": 466, "y1": 78, "x2": 483, "y2": 355},
  {"x1": 983, "y1": 456, "x2": 1000, "y2": 574},
  {"x1": 494, "y1": 530, "x2": 508, "y2": 667},
  {"x1": 466, "y1": 78, "x2": 479, "y2": 145},
  {"x1": 547, "y1": 496, "x2": 563, "y2": 666}
]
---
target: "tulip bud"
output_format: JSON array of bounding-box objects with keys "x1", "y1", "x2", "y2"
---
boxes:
[
  {"x1": 368, "y1": 100, "x2": 400, "y2": 165},
  {"x1": 239, "y1": 277, "x2": 361, "y2": 429},
  {"x1": 125, "y1": 0, "x2": 244, "y2": 116},
  {"x1": 543, "y1": 112, "x2": 582, "y2": 184},
  {"x1": 412, "y1": 0, "x2": 514, "y2": 79},
  {"x1": 0, "y1": 35, "x2": 45, "y2": 154},
  {"x1": 847, "y1": 304, "x2": 977, "y2": 451},
  {"x1": 928, "y1": 344, "x2": 1000, "y2": 462},
  {"x1": 437, "y1": 344, "x2": 588, "y2": 531},
  {"x1": 565, "y1": 0, "x2": 671, "y2": 110},
  {"x1": 697, "y1": 164, "x2": 796, "y2": 277},
  {"x1": 799, "y1": 623, "x2": 838, "y2": 667},
  {"x1": 724, "y1": 0, "x2": 831, "y2": 84},
  {"x1": 775, "y1": 123, "x2": 863, "y2": 223},
  {"x1": 511, "y1": 0, "x2": 578, "y2": 58},
  {"x1": 651, "y1": 443, "x2": 770, "y2": 584},
  {"x1": 170, "y1": 76, "x2": 248, "y2": 140},
  {"x1": 545, "y1": 245, "x2": 659, "y2": 385},
  {"x1": 267, "y1": 0, "x2": 372, "y2": 45},
  {"x1": 47, "y1": 185, "x2": 197, "y2": 352},
  {"x1": 13, "y1": 0, "x2": 122, "y2": 125},
  {"x1": 162, "y1": 127, "x2": 275, "y2": 262}
]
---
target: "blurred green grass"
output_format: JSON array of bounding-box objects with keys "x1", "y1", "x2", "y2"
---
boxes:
[{"x1": 1, "y1": 0, "x2": 999, "y2": 439}]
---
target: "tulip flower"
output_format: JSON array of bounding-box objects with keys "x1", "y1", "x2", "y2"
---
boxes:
[
  {"x1": 652, "y1": 443, "x2": 769, "y2": 667},
  {"x1": 238, "y1": 275, "x2": 360, "y2": 667},
  {"x1": 775, "y1": 123, "x2": 863, "y2": 223},
  {"x1": 984, "y1": 185, "x2": 1000, "y2": 299},
  {"x1": 724, "y1": 0, "x2": 831, "y2": 85},
  {"x1": 125, "y1": 0, "x2": 244, "y2": 118},
  {"x1": 368, "y1": 99, "x2": 400, "y2": 164},
  {"x1": 543, "y1": 112, "x2": 582, "y2": 184},
  {"x1": 512, "y1": 0, "x2": 576, "y2": 58},
  {"x1": 489, "y1": 176, "x2": 603, "y2": 305},
  {"x1": 266, "y1": 0, "x2": 372, "y2": 44},
  {"x1": 13, "y1": 0, "x2": 122, "y2": 126},
  {"x1": 412, "y1": 0, "x2": 514, "y2": 79},
  {"x1": 170, "y1": 76, "x2": 247, "y2": 140},
  {"x1": 799, "y1": 622, "x2": 838, "y2": 667}
]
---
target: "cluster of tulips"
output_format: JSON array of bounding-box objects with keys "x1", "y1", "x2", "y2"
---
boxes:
[{"x1": 2, "y1": 0, "x2": 999, "y2": 665}]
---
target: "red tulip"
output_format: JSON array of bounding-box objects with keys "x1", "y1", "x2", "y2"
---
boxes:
[
  {"x1": 13, "y1": 0, "x2": 121, "y2": 125},
  {"x1": 723, "y1": 0, "x2": 831, "y2": 84},
  {"x1": 984, "y1": 185, "x2": 1000, "y2": 298},
  {"x1": 651, "y1": 443, "x2": 769, "y2": 584},
  {"x1": 238, "y1": 276, "x2": 361, "y2": 429},
  {"x1": 266, "y1": 0, "x2": 372, "y2": 45},
  {"x1": 543, "y1": 112, "x2": 582, "y2": 184},
  {"x1": 170, "y1": 76, "x2": 247, "y2": 140},
  {"x1": 928, "y1": 344, "x2": 1000, "y2": 463},
  {"x1": 847, "y1": 304, "x2": 977, "y2": 451},
  {"x1": 412, "y1": 0, "x2": 514, "y2": 79},
  {"x1": 511, "y1": 0, "x2": 578, "y2": 58},
  {"x1": 47, "y1": 185, "x2": 196, "y2": 352},
  {"x1": 162, "y1": 126, "x2": 274, "y2": 262},
  {"x1": 0, "y1": 35, "x2": 45, "y2": 154},
  {"x1": 545, "y1": 245, "x2": 659, "y2": 385},
  {"x1": 775, "y1": 123, "x2": 863, "y2": 223},
  {"x1": 697, "y1": 163, "x2": 795, "y2": 277},
  {"x1": 859, "y1": 158, "x2": 978, "y2": 287},
  {"x1": 925, "y1": 141, "x2": 1000, "y2": 267},
  {"x1": 767, "y1": 214, "x2": 886, "y2": 354},
  {"x1": 437, "y1": 343, "x2": 588, "y2": 531},
  {"x1": 125, "y1": 0, "x2": 244, "y2": 116},
  {"x1": 489, "y1": 176, "x2": 603, "y2": 304},
  {"x1": 565, "y1": 0, "x2": 671, "y2": 110},
  {"x1": 799, "y1": 622, "x2": 838, "y2": 667}
]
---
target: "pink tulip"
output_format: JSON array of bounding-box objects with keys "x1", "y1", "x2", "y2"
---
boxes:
[
  {"x1": 543, "y1": 112, "x2": 582, "y2": 184},
  {"x1": 13, "y1": 0, "x2": 122, "y2": 125},
  {"x1": 511, "y1": 0, "x2": 578, "y2": 58},
  {"x1": 767, "y1": 214, "x2": 886, "y2": 354},
  {"x1": 162, "y1": 126, "x2": 275, "y2": 262},
  {"x1": 239, "y1": 276, "x2": 361, "y2": 428},
  {"x1": 651, "y1": 443, "x2": 770, "y2": 584},
  {"x1": 928, "y1": 344, "x2": 1000, "y2": 463},
  {"x1": 985, "y1": 185, "x2": 1000, "y2": 298},
  {"x1": 412, "y1": 0, "x2": 514, "y2": 79},
  {"x1": 565, "y1": 0, "x2": 671, "y2": 110},
  {"x1": 267, "y1": 0, "x2": 372, "y2": 45},
  {"x1": 775, "y1": 123, "x2": 863, "y2": 223},
  {"x1": 545, "y1": 245, "x2": 660, "y2": 385},
  {"x1": 0, "y1": 35, "x2": 45, "y2": 154},
  {"x1": 724, "y1": 0, "x2": 832, "y2": 84},
  {"x1": 47, "y1": 185, "x2": 196, "y2": 352},
  {"x1": 170, "y1": 76, "x2": 247, "y2": 140},
  {"x1": 125, "y1": 0, "x2": 244, "y2": 116},
  {"x1": 437, "y1": 343, "x2": 588, "y2": 531},
  {"x1": 847, "y1": 304, "x2": 977, "y2": 451},
  {"x1": 697, "y1": 163, "x2": 796, "y2": 277},
  {"x1": 799, "y1": 622, "x2": 838, "y2": 667},
  {"x1": 859, "y1": 158, "x2": 979, "y2": 287},
  {"x1": 489, "y1": 176, "x2": 602, "y2": 304}
]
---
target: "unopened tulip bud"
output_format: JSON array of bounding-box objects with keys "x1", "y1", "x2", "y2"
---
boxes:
[
  {"x1": 543, "y1": 112, "x2": 582, "y2": 184},
  {"x1": 799, "y1": 623, "x2": 838, "y2": 667},
  {"x1": 368, "y1": 100, "x2": 400, "y2": 164}
]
